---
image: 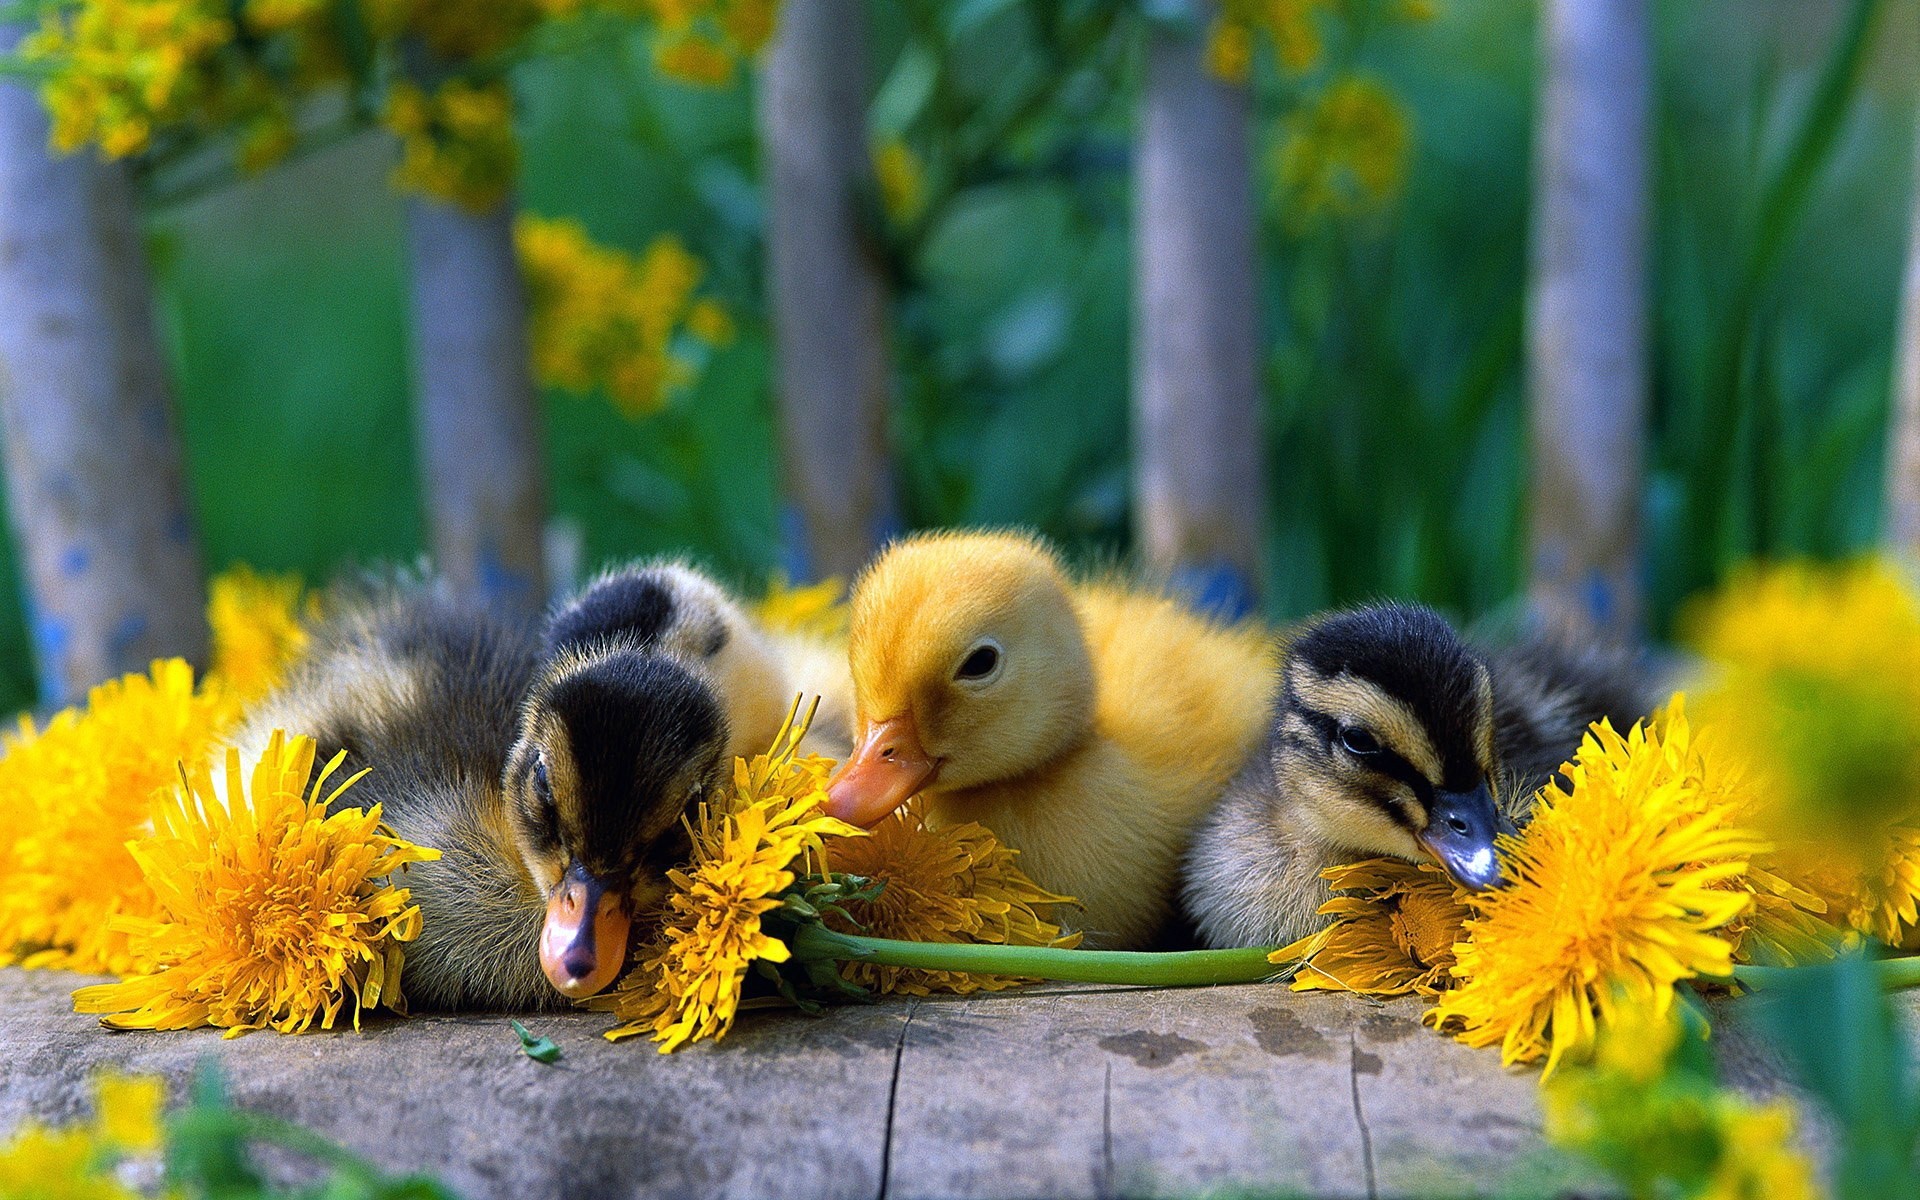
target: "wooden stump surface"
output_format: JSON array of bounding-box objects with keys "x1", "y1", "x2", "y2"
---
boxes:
[{"x1": 1, "y1": 967, "x2": 1836, "y2": 1199}]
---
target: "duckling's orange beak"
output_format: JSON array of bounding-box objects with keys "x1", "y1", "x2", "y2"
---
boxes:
[
  {"x1": 539, "y1": 862, "x2": 632, "y2": 999},
  {"x1": 825, "y1": 714, "x2": 939, "y2": 827}
]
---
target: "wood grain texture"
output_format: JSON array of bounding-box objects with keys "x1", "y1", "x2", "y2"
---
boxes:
[
  {"x1": 406, "y1": 196, "x2": 549, "y2": 615},
  {"x1": 1524, "y1": 0, "x2": 1652, "y2": 639},
  {"x1": 0, "y1": 24, "x2": 209, "y2": 704},
  {"x1": 1132, "y1": 6, "x2": 1265, "y2": 603},
  {"x1": 757, "y1": 0, "x2": 896, "y2": 582},
  {"x1": 0, "y1": 968, "x2": 1606, "y2": 1199}
]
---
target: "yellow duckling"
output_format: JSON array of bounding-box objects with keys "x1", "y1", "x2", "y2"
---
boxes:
[{"x1": 823, "y1": 530, "x2": 1279, "y2": 948}]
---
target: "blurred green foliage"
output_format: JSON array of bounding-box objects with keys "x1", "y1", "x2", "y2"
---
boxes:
[{"x1": 0, "y1": 0, "x2": 1913, "y2": 710}]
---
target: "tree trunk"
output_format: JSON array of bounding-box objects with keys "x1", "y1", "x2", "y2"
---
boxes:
[
  {"x1": 405, "y1": 195, "x2": 549, "y2": 614},
  {"x1": 1525, "y1": 0, "x2": 1652, "y2": 639},
  {"x1": 1883, "y1": 120, "x2": 1920, "y2": 556},
  {"x1": 1132, "y1": 6, "x2": 1265, "y2": 615},
  {"x1": 0, "y1": 23, "x2": 209, "y2": 705},
  {"x1": 756, "y1": 0, "x2": 895, "y2": 582}
]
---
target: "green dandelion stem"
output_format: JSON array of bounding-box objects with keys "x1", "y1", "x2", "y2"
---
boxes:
[
  {"x1": 789, "y1": 924, "x2": 1287, "y2": 987},
  {"x1": 1730, "y1": 954, "x2": 1920, "y2": 993}
]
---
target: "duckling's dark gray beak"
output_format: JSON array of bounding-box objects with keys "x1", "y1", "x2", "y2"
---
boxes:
[
  {"x1": 1418, "y1": 783, "x2": 1507, "y2": 891},
  {"x1": 539, "y1": 861, "x2": 632, "y2": 999}
]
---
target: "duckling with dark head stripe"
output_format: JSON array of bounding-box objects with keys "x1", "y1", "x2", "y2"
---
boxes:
[
  {"x1": 1182, "y1": 601, "x2": 1656, "y2": 950},
  {"x1": 230, "y1": 560, "x2": 802, "y2": 1011}
]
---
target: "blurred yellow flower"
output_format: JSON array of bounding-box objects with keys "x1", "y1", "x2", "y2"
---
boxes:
[
  {"x1": 207, "y1": 564, "x2": 312, "y2": 708},
  {"x1": 686, "y1": 298, "x2": 736, "y2": 346},
  {"x1": 73, "y1": 730, "x2": 437, "y2": 1036},
  {"x1": 1206, "y1": 0, "x2": 1326, "y2": 82},
  {"x1": 384, "y1": 78, "x2": 518, "y2": 210},
  {"x1": 92, "y1": 1073, "x2": 165, "y2": 1153},
  {"x1": 1272, "y1": 857, "x2": 1468, "y2": 997},
  {"x1": 654, "y1": 32, "x2": 737, "y2": 86},
  {"x1": 872, "y1": 136, "x2": 927, "y2": 225},
  {"x1": 1544, "y1": 1001, "x2": 1819, "y2": 1200},
  {"x1": 0, "y1": 659, "x2": 232, "y2": 974},
  {"x1": 1426, "y1": 704, "x2": 1762, "y2": 1076},
  {"x1": 1204, "y1": 18, "x2": 1254, "y2": 85},
  {"x1": 637, "y1": 0, "x2": 775, "y2": 86},
  {"x1": 24, "y1": 0, "x2": 233, "y2": 158},
  {"x1": 0, "y1": 1072, "x2": 165, "y2": 1199},
  {"x1": 517, "y1": 214, "x2": 723, "y2": 416},
  {"x1": 597, "y1": 705, "x2": 861, "y2": 1051},
  {"x1": 1685, "y1": 559, "x2": 1920, "y2": 949},
  {"x1": 817, "y1": 799, "x2": 1077, "y2": 996},
  {"x1": 755, "y1": 572, "x2": 848, "y2": 639},
  {"x1": 1276, "y1": 76, "x2": 1411, "y2": 223}
]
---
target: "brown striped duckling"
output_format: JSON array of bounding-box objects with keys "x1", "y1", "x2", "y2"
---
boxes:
[{"x1": 1181, "y1": 601, "x2": 1656, "y2": 949}]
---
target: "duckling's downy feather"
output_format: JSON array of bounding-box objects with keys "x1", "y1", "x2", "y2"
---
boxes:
[{"x1": 230, "y1": 588, "x2": 558, "y2": 1012}]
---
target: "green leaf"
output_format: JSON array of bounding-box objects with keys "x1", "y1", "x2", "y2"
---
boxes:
[
  {"x1": 1746, "y1": 950, "x2": 1920, "y2": 1198},
  {"x1": 510, "y1": 1020, "x2": 563, "y2": 1065},
  {"x1": 870, "y1": 40, "x2": 940, "y2": 137}
]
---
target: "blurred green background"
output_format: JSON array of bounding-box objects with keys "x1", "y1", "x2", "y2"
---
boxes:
[{"x1": 0, "y1": 0, "x2": 1912, "y2": 711}]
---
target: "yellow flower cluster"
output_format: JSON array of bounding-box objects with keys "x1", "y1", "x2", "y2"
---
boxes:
[
  {"x1": 1206, "y1": 0, "x2": 1326, "y2": 83},
  {"x1": 1205, "y1": 0, "x2": 1435, "y2": 85},
  {"x1": 0, "y1": 658, "x2": 232, "y2": 974},
  {"x1": 384, "y1": 78, "x2": 520, "y2": 212},
  {"x1": 1427, "y1": 702, "x2": 1764, "y2": 1076},
  {"x1": 818, "y1": 799, "x2": 1077, "y2": 996},
  {"x1": 1276, "y1": 76, "x2": 1411, "y2": 223},
  {"x1": 517, "y1": 214, "x2": 733, "y2": 417},
  {"x1": 74, "y1": 730, "x2": 438, "y2": 1036},
  {"x1": 1543, "y1": 1003, "x2": 1818, "y2": 1200},
  {"x1": 206, "y1": 564, "x2": 313, "y2": 708},
  {"x1": 597, "y1": 709, "x2": 861, "y2": 1050},
  {"x1": 21, "y1": 0, "x2": 341, "y2": 168},
  {"x1": 0, "y1": 1072, "x2": 165, "y2": 1199},
  {"x1": 637, "y1": 0, "x2": 778, "y2": 87},
  {"x1": 22, "y1": 0, "x2": 233, "y2": 158},
  {"x1": 0, "y1": 564, "x2": 310, "y2": 976}
]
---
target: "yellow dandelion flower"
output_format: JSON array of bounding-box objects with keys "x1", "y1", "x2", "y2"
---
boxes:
[
  {"x1": 72, "y1": 730, "x2": 438, "y2": 1036},
  {"x1": 0, "y1": 659, "x2": 233, "y2": 973},
  {"x1": 207, "y1": 564, "x2": 313, "y2": 708},
  {"x1": 815, "y1": 799, "x2": 1077, "y2": 996},
  {"x1": 595, "y1": 705, "x2": 861, "y2": 1050},
  {"x1": 871, "y1": 136, "x2": 927, "y2": 225},
  {"x1": 754, "y1": 571, "x2": 848, "y2": 640},
  {"x1": 1272, "y1": 857, "x2": 1469, "y2": 997},
  {"x1": 1426, "y1": 704, "x2": 1763, "y2": 1075},
  {"x1": 1686, "y1": 559, "x2": 1920, "y2": 948},
  {"x1": 1276, "y1": 76, "x2": 1411, "y2": 224}
]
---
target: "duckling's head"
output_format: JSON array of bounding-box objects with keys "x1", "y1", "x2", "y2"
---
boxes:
[
  {"x1": 825, "y1": 531, "x2": 1095, "y2": 826},
  {"x1": 1275, "y1": 602, "x2": 1511, "y2": 890},
  {"x1": 504, "y1": 649, "x2": 729, "y2": 1001}
]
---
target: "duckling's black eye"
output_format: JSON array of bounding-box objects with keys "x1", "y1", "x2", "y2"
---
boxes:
[
  {"x1": 955, "y1": 642, "x2": 1002, "y2": 682},
  {"x1": 1338, "y1": 726, "x2": 1381, "y2": 757}
]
